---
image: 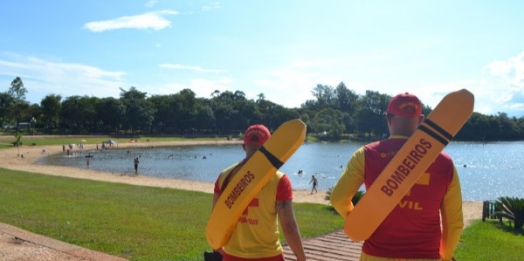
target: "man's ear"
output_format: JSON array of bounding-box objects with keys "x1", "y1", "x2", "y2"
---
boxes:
[{"x1": 418, "y1": 115, "x2": 425, "y2": 124}]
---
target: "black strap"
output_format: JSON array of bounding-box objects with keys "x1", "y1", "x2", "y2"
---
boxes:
[
  {"x1": 220, "y1": 160, "x2": 246, "y2": 192},
  {"x1": 259, "y1": 146, "x2": 284, "y2": 169},
  {"x1": 220, "y1": 146, "x2": 282, "y2": 191}
]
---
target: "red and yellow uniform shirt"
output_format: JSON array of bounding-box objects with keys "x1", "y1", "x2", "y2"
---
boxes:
[
  {"x1": 330, "y1": 136, "x2": 463, "y2": 260},
  {"x1": 214, "y1": 161, "x2": 293, "y2": 260}
]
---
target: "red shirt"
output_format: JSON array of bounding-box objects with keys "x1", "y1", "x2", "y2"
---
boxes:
[{"x1": 362, "y1": 138, "x2": 454, "y2": 259}]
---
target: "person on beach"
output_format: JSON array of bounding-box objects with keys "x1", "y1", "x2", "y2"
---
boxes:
[
  {"x1": 133, "y1": 156, "x2": 140, "y2": 174},
  {"x1": 211, "y1": 124, "x2": 306, "y2": 261},
  {"x1": 309, "y1": 175, "x2": 318, "y2": 194},
  {"x1": 330, "y1": 92, "x2": 464, "y2": 261}
]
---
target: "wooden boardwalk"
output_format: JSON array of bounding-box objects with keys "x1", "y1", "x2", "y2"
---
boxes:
[{"x1": 283, "y1": 229, "x2": 362, "y2": 261}]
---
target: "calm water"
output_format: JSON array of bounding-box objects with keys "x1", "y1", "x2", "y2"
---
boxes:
[{"x1": 35, "y1": 141, "x2": 524, "y2": 201}]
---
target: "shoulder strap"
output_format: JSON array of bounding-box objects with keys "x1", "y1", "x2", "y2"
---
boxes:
[{"x1": 220, "y1": 160, "x2": 246, "y2": 192}]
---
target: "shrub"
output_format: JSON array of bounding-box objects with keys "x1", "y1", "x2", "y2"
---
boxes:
[
  {"x1": 325, "y1": 187, "x2": 365, "y2": 206},
  {"x1": 494, "y1": 196, "x2": 524, "y2": 230},
  {"x1": 351, "y1": 191, "x2": 365, "y2": 205}
]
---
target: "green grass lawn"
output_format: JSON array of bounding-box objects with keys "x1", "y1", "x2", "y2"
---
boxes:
[
  {"x1": 0, "y1": 168, "x2": 342, "y2": 261},
  {"x1": 1, "y1": 167, "x2": 523, "y2": 260},
  {"x1": 455, "y1": 219, "x2": 524, "y2": 260}
]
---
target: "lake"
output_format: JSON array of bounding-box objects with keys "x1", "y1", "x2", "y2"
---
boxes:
[{"x1": 35, "y1": 141, "x2": 524, "y2": 201}]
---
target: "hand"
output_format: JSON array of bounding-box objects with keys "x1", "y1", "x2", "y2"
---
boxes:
[{"x1": 213, "y1": 248, "x2": 225, "y2": 255}]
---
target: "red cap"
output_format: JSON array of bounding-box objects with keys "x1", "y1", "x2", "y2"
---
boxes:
[
  {"x1": 243, "y1": 124, "x2": 271, "y2": 146},
  {"x1": 385, "y1": 92, "x2": 422, "y2": 118}
]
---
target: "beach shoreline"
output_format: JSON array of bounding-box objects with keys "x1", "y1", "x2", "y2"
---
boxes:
[{"x1": 0, "y1": 140, "x2": 482, "y2": 223}]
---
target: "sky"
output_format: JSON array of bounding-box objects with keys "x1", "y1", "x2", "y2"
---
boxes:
[{"x1": 1, "y1": 0, "x2": 524, "y2": 117}]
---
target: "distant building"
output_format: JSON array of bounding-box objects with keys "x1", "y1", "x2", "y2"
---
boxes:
[{"x1": 16, "y1": 122, "x2": 32, "y2": 130}]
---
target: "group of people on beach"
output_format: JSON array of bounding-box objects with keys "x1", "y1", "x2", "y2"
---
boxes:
[{"x1": 208, "y1": 92, "x2": 463, "y2": 261}]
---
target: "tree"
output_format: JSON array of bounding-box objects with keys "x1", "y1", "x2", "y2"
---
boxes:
[
  {"x1": 211, "y1": 90, "x2": 220, "y2": 98},
  {"x1": 123, "y1": 100, "x2": 154, "y2": 133},
  {"x1": 353, "y1": 91, "x2": 390, "y2": 137},
  {"x1": 149, "y1": 94, "x2": 176, "y2": 132},
  {"x1": 60, "y1": 96, "x2": 98, "y2": 133},
  {"x1": 96, "y1": 97, "x2": 125, "y2": 133},
  {"x1": 8, "y1": 77, "x2": 27, "y2": 101},
  {"x1": 211, "y1": 100, "x2": 235, "y2": 132},
  {"x1": 311, "y1": 108, "x2": 346, "y2": 139},
  {"x1": 233, "y1": 90, "x2": 246, "y2": 101},
  {"x1": 120, "y1": 87, "x2": 153, "y2": 133},
  {"x1": 8, "y1": 101, "x2": 31, "y2": 126},
  {"x1": 335, "y1": 82, "x2": 359, "y2": 113},
  {"x1": 0, "y1": 92, "x2": 15, "y2": 125},
  {"x1": 120, "y1": 86, "x2": 147, "y2": 100},
  {"x1": 217, "y1": 90, "x2": 236, "y2": 101},
  {"x1": 231, "y1": 99, "x2": 258, "y2": 129},
  {"x1": 362, "y1": 90, "x2": 389, "y2": 114},
  {"x1": 40, "y1": 94, "x2": 62, "y2": 130},
  {"x1": 256, "y1": 99, "x2": 297, "y2": 130},
  {"x1": 257, "y1": 93, "x2": 265, "y2": 102},
  {"x1": 194, "y1": 102, "x2": 216, "y2": 131},
  {"x1": 311, "y1": 84, "x2": 336, "y2": 109},
  {"x1": 175, "y1": 89, "x2": 199, "y2": 130},
  {"x1": 4, "y1": 77, "x2": 30, "y2": 125}
]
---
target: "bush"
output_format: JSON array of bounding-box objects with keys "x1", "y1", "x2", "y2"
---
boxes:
[
  {"x1": 325, "y1": 187, "x2": 365, "y2": 206},
  {"x1": 494, "y1": 196, "x2": 524, "y2": 230}
]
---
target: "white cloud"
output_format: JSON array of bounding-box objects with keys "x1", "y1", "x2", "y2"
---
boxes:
[
  {"x1": 413, "y1": 80, "x2": 480, "y2": 112},
  {"x1": 83, "y1": 10, "x2": 178, "y2": 32},
  {"x1": 479, "y1": 51, "x2": 524, "y2": 115},
  {"x1": 159, "y1": 63, "x2": 225, "y2": 73},
  {"x1": 289, "y1": 60, "x2": 318, "y2": 68},
  {"x1": 145, "y1": 0, "x2": 158, "y2": 8},
  {"x1": 0, "y1": 54, "x2": 125, "y2": 103},
  {"x1": 202, "y1": 2, "x2": 221, "y2": 11},
  {"x1": 483, "y1": 52, "x2": 524, "y2": 86},
  {"x1": 252, "y1": 70, "x2": 329, "y2": 108}
]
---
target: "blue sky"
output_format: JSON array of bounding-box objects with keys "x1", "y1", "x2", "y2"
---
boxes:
[{"x1": 1, "y1": 0, "x2": 524, "y2": 117}]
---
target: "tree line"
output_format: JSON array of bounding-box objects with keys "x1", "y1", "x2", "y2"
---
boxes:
[{"x1": 1, "y1": 77, "x2": 524, "y2": 141}]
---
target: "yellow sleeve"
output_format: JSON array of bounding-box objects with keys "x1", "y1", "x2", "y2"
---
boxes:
[
  {"x1": 439, "y1": 165, "x2": 464, "y2": 261},
  {"x1": 330, "y1": 147, "x2": 365, "y2": 218}
]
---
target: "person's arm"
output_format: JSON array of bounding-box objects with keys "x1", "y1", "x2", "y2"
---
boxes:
[
  {"x1": 277, "y1": 200, "x2": 306, "y2": 261},
  {"x1": 211, "y1": 192, "x2": 220, "y2": 209},
  {"x1": 330, "y1": 147, "x2": 365, "y2": 218},
  {"x1": 211, "y1": 180, "x2": 225, "y2": 255},
  {"x1": 439, "y1": 166, "x2": 464, "y2": 261}
]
